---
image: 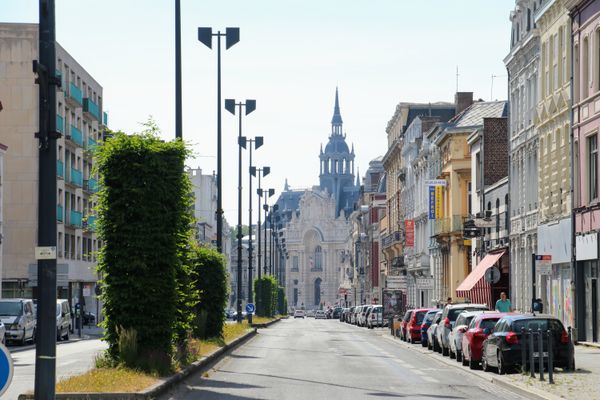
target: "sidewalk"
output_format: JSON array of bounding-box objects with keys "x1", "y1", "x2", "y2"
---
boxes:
[{"x1": 383, "y1": 332, "x2": 600, "y2": 399}]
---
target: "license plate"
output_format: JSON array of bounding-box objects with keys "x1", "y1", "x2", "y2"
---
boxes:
[{"x1": 532, "y1": 352, "x2": 548, "y2": 358}]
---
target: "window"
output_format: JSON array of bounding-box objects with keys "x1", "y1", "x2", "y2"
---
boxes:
[
  {"x1": 505, "y1": 194, "x2": 509, "y2": 232},
  {"x1": 588, "y1": 134, "x2": 598, "y2": 202},
  {"x1": 292, "y1": 255, "x2": 299, "y2": 271},
  {"x1": 574, "y1": 44, "x2": 580, "y2": 102},
  {"x1": 583, "y1": 37, "x2": 590, "y2": 99},
  {"x1": 496, "y1": 199, "x2": 500, "y2": 239},
  {"x1": 314, "y1": 246, "x2": 323, "y2": 270},
  {"x1": 554, "y1": 33, "x2": 559, "y2": 89}
]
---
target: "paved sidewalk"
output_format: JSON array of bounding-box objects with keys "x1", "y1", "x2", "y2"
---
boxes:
[{"x1": 383, "y1": 332, "x2": 599, "y2": 400}]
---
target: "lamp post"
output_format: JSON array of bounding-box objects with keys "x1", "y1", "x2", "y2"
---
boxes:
[
  {"x1": 198, "y1": 26, "x2": 240, "y2": 254},
  {"x1": 240, "y1": 136, "x2": 263, "y2": 324},
  {"x1": 255, "y1": 182, "x2": 273, "y2": 279},
  {"x1": 225, "y1": 99, "x2": 256, "y2": 323}
]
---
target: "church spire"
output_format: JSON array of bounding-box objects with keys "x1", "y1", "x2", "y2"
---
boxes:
[{"x1": 331, "y1": 87, "x2": 343, "y2": 135}]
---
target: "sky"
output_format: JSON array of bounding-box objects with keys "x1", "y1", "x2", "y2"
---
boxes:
[{"x1": 3, "y1": 0, "x2": 514, "y2": 224}]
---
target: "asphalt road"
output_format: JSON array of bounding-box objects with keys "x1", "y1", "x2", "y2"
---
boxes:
[
  {"x1": 160, "y1": 318, "x2": 527, "y2": 400},
  {"x1": 4, "y1": 338, "x2": 107, "y2": 399}
]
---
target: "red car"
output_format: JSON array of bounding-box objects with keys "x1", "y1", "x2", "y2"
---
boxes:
[
  {"x1": 461, "y1": 312, "x2": 511, "y2": 369},
  {"x1": 406, "y1": 308, "x2": 435, "y2": 343},
  {"x1": 399, "y1": 310, "x2": 413, "y2": 341}
]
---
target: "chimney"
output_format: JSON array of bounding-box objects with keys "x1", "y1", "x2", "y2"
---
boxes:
[{"x1": 455, "y1": 92, "x2": 473, "y2": 115}]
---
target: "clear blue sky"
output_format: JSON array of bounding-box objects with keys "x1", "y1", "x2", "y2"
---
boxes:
[{"x1": 3, "y1": 0, "x2": 514, "y2": 224}]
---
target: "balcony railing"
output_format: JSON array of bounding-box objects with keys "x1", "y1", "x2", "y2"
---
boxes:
[
  {"x1": 69, "y1": 210, "x2": 82, "y2": 227},
  {"x1": 69, "y1": 83, "x2": 83, "y2": 105},
  {"x1": 56, "y1": 115, "x2": 64, "y2": 133},
  {"x1": 88, "y1": 177, "x2": 98, "y2": 192},
  {"x1": 433, "y1": 215, "x2": 465, "y2": 236},
  {"x1": 83, "y1": 98, "x2": 100, "y2": 120},
  {"x1": 103, "y1": 111, "x2": 108, "y2": 126},
  {"x1": 70, "y1": 168, "x2": 83, "y2": 186},
  {"x1": 69, "y1": 125, "x2": 84, "y2": 147},
  {"x1": 56, "y1": 160, "x2": 64, "y2": 178},
  {"x1": 57, "y1": 205, "x2": 64, "y2": 222},
  {"x1": 87, "y1": 137, "x2": 97, "y2": 151},
  {"x1": 382, "y1": 231, "x2": 402, "y2": 249},
  {"x1": 85, "y1": 215, "x2": 96, "y2": 231}
]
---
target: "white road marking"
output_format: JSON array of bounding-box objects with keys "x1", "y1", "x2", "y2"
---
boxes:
[
  {"x1": 422, "y1": 376, "x2": 439, "y2": 383},
  {"x1": 412, "y1": 369, "x2": 425, "y2": 375}
]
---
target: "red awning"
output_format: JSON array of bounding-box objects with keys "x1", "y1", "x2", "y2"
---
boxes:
[{"x1": 456, "y1": 251, "x2": 505, "y2": 305}]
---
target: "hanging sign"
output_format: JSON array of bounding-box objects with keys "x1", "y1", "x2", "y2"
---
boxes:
[
  {"x1": 404, "y1": 220, "x2": 415, "y2": 247},
  {"x1": 428, "y1": 186, "x2": 436, "y2": 220},
  {"x1": 435, "y1": 186, "x2": 443, "y2": 219}
]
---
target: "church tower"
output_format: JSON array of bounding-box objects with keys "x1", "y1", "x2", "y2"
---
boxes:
[{"x1": 319, "y1": 88, "x2": 358, "y2": 217}]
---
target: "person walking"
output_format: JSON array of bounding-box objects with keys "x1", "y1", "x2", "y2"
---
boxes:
[{"x1": 495, "y1": 292, "x2": 512, "y2": 312}]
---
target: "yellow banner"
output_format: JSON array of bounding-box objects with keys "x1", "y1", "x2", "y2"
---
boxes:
[{"x1": 435, "y1": 185, "x2": 443, "y2": 219}]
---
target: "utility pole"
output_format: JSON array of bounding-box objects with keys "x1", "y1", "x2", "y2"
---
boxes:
[{"x1": 34, "y1": 0, "x2": 59, "y2": 398}]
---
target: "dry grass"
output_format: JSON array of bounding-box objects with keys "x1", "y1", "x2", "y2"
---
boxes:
[
  {"x1": 251, "y1": 315, "x2": 281, "y2": 325},
  {"x1": 55, "y1": 322, "x2": 255, "y2": 393},
  {"x1": 56, "y1": 367, "x2": 159, "y2": 393}
]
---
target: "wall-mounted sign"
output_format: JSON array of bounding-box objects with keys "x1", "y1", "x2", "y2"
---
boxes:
[
  {"x1": 535, "y1": 255, "x2": 552, "y2": 275},
  {"x1": 416, "y1": 278, "x2": 434, "y2": 290},
  {"x1": 428, "y1": 186, "x2": 436, "y2": 220},
  {"x1": 404, "y1": 220, "x2": 414, "y2": 247},
  {"x1": 425, "y1": 179, "x2": 447, "y2": 187},
  {"x1": 435, "y1": 185, "x2": 443, "y2": 219}
]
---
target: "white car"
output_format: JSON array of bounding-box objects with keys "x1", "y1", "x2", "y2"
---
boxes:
[
  {"x1": 315, "y1": 310, "x2": 326, "y2": 319},
  {"x1": 293, "y1": 310, "x2": 306, "y2": 319},
  {"x1": 306, "y1": 309, "x2": 316, "y2": 318},
  {"x1": 367, "y1": 305, "x2": 384, "y2": 328},
  {"x1": 448, "y1": 310, "x2": 484, "y2": 361},
  {"x1": 0, "y1": 299, "x2": 36, "y2": 345}
]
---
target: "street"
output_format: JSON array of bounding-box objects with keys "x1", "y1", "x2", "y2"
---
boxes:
[
  {"x1": 160, "y1": 319, "x2": 527, "y2": 400},
  {"x1": 4, "y1": 338, "x2": 107, "y2": 399}
]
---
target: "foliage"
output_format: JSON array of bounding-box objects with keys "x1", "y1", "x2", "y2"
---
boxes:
[
  {"x1": 56, "y1": 367, "x2": 159, "y2": 393},
  {"x1": 229, "y1": 225, "x2": 249, "y2": 244},
  {"x1": 191, "y1": 245, "x2": 228, "y2": 339},
  {"x1": 277, "y1": 287, "x2": 287, "y2": 315},
  {"x1": 95, "y1": 121, "x2": 194, "y2": 373},
  {"x1": 254, "y1": 276, "x2": 279, "y2": 317},
  {"x1": 117, "y1": 327, "x2": 138, "y2": 368}
]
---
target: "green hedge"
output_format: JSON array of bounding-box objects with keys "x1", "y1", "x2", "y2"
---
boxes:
[
  {"x1": 95, "y1": 126, "x2": 194, "y2": 373},
  {"x1": 254, "y1": 277, "x2": 287, "y2": 317},
  {"x1": 191, "y1": 245, "x2": 228, "y2": 339}
]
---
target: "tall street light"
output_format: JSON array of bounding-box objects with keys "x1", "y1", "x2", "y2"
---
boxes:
[
  {"x1": 225, "y1": 99, "x2": 256, "y2": 323},
  {"x1": 34, "y1": 0, "x2": 60, "y2": 397},
  {"x1": 240, "y1": 136, "x2": 263, "y2": 324},
  {"x1": 257, "y1": 187, "x2": 274, "y2": 279},
  {"x1": 253, "y1": 170, "x2": 271, "y2": 280},
  {"x1": 198, "y1": 26, "x2": 240, "y2": 253},
  {"x1": 175, "y1": 0, "x2": 182, "y2": 139}
]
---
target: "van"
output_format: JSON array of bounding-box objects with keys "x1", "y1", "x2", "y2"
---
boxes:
[
  {"x1": 56, "y1": 299, "x2": 72, "y2": 341},
  {"x1": 0, "y1": 298, "x2": 36, "y2": 345}
]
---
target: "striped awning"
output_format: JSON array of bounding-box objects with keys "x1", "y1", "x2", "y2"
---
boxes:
[{"x1": 456, "y1": 251, "x2": 505, "y2": 308}]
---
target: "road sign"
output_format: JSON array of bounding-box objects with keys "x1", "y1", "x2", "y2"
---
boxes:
[
  {"x1": 0, "y1": 344, "x2": 14, "y2": 396},
  {"x1": 536, "y1": 255, "x2": 552, "y2": 275},
  {"x1": 245, "y1": 303, "x2": 255, "y2": 314},
  {"x1": 485, "y1": 266, "x2": 501, "y2": 284}
]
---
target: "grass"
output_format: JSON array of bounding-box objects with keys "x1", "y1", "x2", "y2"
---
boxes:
[
  {"x1": 252, "y1": 315, "x2": 282, "y2": 325},
  {"x1": 56, "y1": 321, "x2": 254, "y2": 393}
]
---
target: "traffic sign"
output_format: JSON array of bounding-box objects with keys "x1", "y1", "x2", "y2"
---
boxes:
[
  {"x1": 245, "y1": 303, "x2": 255, "y2": 314},
  {"x1": 535, "y1": 255, "x2": 552, "y2": 275},
  {"x1": 0, "y1": 344, "x2": 14, "y2": 396},
  {"x1": 485, "y1": 266, "x2": 501, "y2": 284}
]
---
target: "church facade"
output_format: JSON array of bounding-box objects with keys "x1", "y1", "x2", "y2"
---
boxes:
[{"x1": 279, "y1": 89, "x2": 359, "y2": 309}]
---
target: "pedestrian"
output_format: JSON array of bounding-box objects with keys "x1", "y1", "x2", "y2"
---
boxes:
[
  {"x1": 446, "y1": 297, "x2": 452, "y2": 306},
  {"x1": 495, "y1": 292, "x2": 512, "y2": 312}
]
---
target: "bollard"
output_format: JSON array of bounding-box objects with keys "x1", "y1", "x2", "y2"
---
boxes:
[
  {"x1": 529, "y1": 328, "x2": 535, "y2": 378},
  {"x1": 538, "y1": 330, "x2": 545, "y2": 381},
  {"x1": 521, "y1": 327, "x2": 527, "y2": 374},
  {"x1": 548, "y1": 329, "x2": 554, "y2": 384}
]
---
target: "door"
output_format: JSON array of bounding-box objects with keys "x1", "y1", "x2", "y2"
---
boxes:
[{"x1": 593, "y1": 279, "x2": 598, "y2": 342}]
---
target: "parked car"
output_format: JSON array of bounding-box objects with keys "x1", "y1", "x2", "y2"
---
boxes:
[
  {"x1": 56, "y1": 299, "x2": 72, "y2": 341},
  {"x1": 0, "y1": 298, "x2": 36, "y2": 345},
  {"x1": 325, "y1": 308, "x2": 333, "y2": 319},
  {"x1": 399, "y1": 310, "x2": 413, "y2": 341},
  {"x1": 462, "y1": 312, "x2": 508, "y2": 369},
  {"x1": 306, "y1": 309, "x2": 316, "y2": 318},
  {"x1": 353, "y1": 306, "x2": 363, "y2": 325},
  {"x1": 427, "y1": 311, "x2": 443, "y2": 352},
  {"x1": 348, "y1": 306, "x2": 357, "y2": 324},
  {"x1": 406, "y1": 308, "x2": 434, "y2": 343},
  {"x1": 367, "y1": 305, "x2": 384, "y2": 328},
  {"x1": 448, "y1": 310, "x2": 484, "y2": 361},
  {"x1": 294, "y1": 310, "x2": 306, "y2": 319},
  {"x1": 481, "y1": 314, "x2": 574, "y2": 374},
  {"x1": 332, "y1": 307, "x2": 343, "y2": 319},
  {"x1": 341, "y1": 307, "x2": 350, "y2": 322},
  {"x1": 363, "y1": 306, "x2": 374, "y2": 327},
  {"x1": 315, "y1": 310, "x2": 326, "y2": 319},
  {"x1": 420, "y1": 309, "x2": 441, "y2": 347},
  {"x1": 438, "y1": 303, "x2": 488, "y2": 356},
  {"x1": 0, "y1": 322, "x2": 5, "y2": 345}
]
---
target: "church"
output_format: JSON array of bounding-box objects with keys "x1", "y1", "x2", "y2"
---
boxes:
[{"x1": 277, "y1": 89, "x2": 359, "y2": 309}]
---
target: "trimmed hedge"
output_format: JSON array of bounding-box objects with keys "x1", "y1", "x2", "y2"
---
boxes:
[
  {"x1": 254, "y1": 276, "x2": 287, "y2": 317},
  {"x1": 191, "y1": 245, "x2": 228, "y2": 339},
  {"x1": 95, "y1": 126, "x2": 194, "y2": 373}
]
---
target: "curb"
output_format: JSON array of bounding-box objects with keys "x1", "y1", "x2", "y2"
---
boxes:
[
  {"x1": 576, "y1": 341, "x2": 600, "y2": 350},
  {"x1": 18, "y1": 329, "x2": 258, "y2": 400},
  {"x1": 383, "y1": 334, "x2": 562, "y2": 400},
  {"x1": 250, "y1": 316, "x2": 284, "y2": 328}
]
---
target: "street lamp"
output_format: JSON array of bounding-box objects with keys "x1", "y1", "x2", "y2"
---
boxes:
[
  {"x1": 240, "y1": 136, "x2": 263, "y2": 324},
  {"x1": 253, "y1": 172, "x2": 271, "y2": 316},
  {"x1": 255, "y1": 183, "x2": 274, "y2": 280},
  {"x1": 225, "y1": 98, "x2": 256, "y2": 324},
  {"x1": 198, "y1": 26, "x2": 240, "y2": 254}
]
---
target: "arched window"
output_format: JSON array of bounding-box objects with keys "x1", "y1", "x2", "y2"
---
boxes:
[
  {"x1": 314, "y1": 278, "x2": 322, "y2": 306},
  {"x1": 314, "y1": 246, "x2": 322, "y2": 270}
]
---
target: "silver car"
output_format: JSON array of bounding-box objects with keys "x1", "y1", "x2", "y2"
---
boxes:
[
  {"x1": 0, "y1": 299, "x2": 36, "y2": 345},
  {"x1": 439, "y1": 303, "x2": 488, "y2": 357},
  {"x1": 448, "y1": 310, "x2": 484, "y2": 361}
]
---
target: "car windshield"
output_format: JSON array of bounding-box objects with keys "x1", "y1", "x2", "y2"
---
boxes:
[
  {"x1": 424, "y1": 312, "x2": 436, "y2": 323},
  {"x1": 512, "y1": 319, "x2": 564, "y2": 333},
  {"x1": 0, "y1": 302, "x2": 22, "y2": 316},
  {"x1": 403, "y1": 312, "x2": 412, "y2": 322},
  {"x1": 448, "y1": 307, "x2": 486, "y2": 321},
  {"x1": 480, "y1": 318, "x2": 499, "y2": 330},
  {"x1": 415, "y1": 311, "x2": 427, "y2": 324}
]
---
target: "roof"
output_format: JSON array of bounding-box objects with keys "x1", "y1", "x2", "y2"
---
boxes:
[
  {"x1": 324, "y1": 135, "x2": 350, "y2": 154},
  {"x1": 404, "y1": 105, "x2": 455, "y2": 133},
  {"x1": 452, "y1": 101, "x2": 507, "y2": 128},
  {"x1": 331, "y1": 87, "x2": 343, "y2": 125}
]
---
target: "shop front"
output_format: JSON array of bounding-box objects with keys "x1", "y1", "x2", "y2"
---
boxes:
[{"x1": 576, "y1": 233, "x2": 599, "y2": 342}]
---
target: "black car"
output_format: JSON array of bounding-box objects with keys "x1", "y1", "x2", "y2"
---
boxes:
[
  {"x1": 332, "y1": 307, "x2": 343, "y2": 319},
  {"x1": 481, "y1": 314, "x2": 574, "y2": 374}
]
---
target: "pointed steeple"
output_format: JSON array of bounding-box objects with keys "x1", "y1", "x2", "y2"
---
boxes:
[
  {"x1": 284, "y1": 178, "x2": 290, "y2": 191},
  {"x1": 331, "y1": 87, "x2": 343, "y2": 135}
]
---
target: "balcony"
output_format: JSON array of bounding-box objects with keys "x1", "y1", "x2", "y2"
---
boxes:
[
  {"x1": 56, "y1": 160, "x2": 64, "y2": 178},
  {"x1": 433, "y1": 215, "x2": 465, "y2": 236},
  {"x1": 84, "y1": 178, "x2": 98, "y2": 193},
  {"x1": 83, "y1": 98, "x2": 100, "y2": 120},
  {"x1": 103, "y1": 111, "x2": 108, "y2": 126},
  {"x1": 56, "y1": 115, "x2": 64, "y2": 133},
  {"x1": 382, "y1": 231, "x2": 402, "y2": 249},
  {"x1": 57, "y1": 205, "x2": 64, "y2": 222},
  {"x1": 87, "y1": 137, "x2": 97, "y2": 151},
  {"x1": 85, "y1": 215, "x2": 96, "y2": 231},
  {"x1": 69, "y1": 210, "x2": 82, "y2": 228},
  {"x1": 69, "y1": 83, "x2": 83, "y2": 105},
  {"x1": 70, "y1": 168, "x2": 83, "y2": 187},
  {"x1": 69, "y1": 125, "x2": 84, "y2": 147}
]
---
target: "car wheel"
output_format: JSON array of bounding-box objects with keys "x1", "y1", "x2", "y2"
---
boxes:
[
  {"x1": 482, "y1": 353, "x2": 490, "y2": 372},
  {"x1": 433, "y1": 339, "x2": 440, "y2": 353},
  {"x1": 462, "y1": 351, "x2": 468, "y2": 366},
  {"x1": 469, "y1": 355, "x2": 478, "y2": 370},
  {"x1": 442, "y1": 345, "x2": 449, "y2": 357},
  {"x1": 497, "y1": 351, "x2": 507, "y2": 375},
  {"x1": 456, "y1": 350, "x2": 462, "y2": 363},
  {"x1": 427, "y1": 339, "x2": 432, "y2": 350},
  {"x1": 422, "y1": 339, "x2": 427, "y2": 348},
  {"x1": 64, "y1": 329, "x2": 70, "y2": 341}
]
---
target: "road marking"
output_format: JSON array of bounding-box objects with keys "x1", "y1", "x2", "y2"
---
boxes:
[
  {"x1": 412, "y1": 369, "x2": 425, "y2": 375},
  {"x1": 422, "y1": 376, "x2": 438, "y2": 383}
]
